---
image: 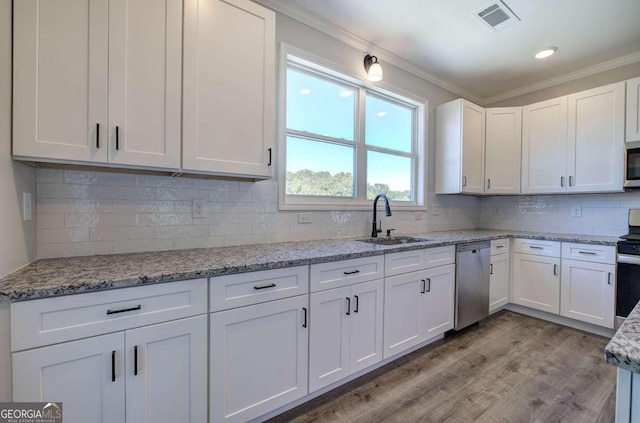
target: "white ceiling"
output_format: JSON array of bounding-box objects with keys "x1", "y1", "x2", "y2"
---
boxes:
[{"x1": 260, "y1": 0, "x2": 640, "y2": 103}]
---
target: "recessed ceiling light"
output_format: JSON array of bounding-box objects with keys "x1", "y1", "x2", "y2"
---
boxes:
[
  {"x1": 534, "y1": 47, "x2": 557, "y2": 59},
  {"x1": 376, "y1": 112, "x2": 387, "y2": 117},
  {"x1": 300, "y1": 88, "x2": 311, "y2": 95},
  {"x1": 339, "y1": 90, "x2": 353, "y2": 98}
]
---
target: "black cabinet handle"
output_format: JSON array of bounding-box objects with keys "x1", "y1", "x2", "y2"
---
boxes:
[
  {"x1": 561, "y1": 176, "x2": 565, "y2": 187},
  {"x1": 421, "y1": 279, "x2": 426, "y2": 294},
  {"x1": 354, "y1": 295, "x2": 359, "y2": 313},
  {"x1": 115, "y1": 126, "x2": 119, "y2": 150},
  {"x1": 490, "y1": 263, "x2": 493, "y2": 275},
  {"x1": 134, "y1": 346, "x2": 138, "y2": 376},
  {"x1": 578, "y1": 251, "x2": 597, "y2": 255},
  {"x1": 608, "y1": 272, "x2": 612, "y2": 285},
  {"x1": 302, "y1": 307, "x2": 307, "y2": 328},
  {"x1": 487, "y1": 179, "x2": 491, "y2": 189},
  {"x1": 569, "y1": 175, "x2": 574, "y2": 186},
  {"x1": 96, "y1": 123, "x2": 100, "y2": 148},
  {"x1": 254, "y1": 283, "x2": 276, "y2": 290},
  {"x1": 343, "y1": 270, "x2": 360, "y2": 275},
  {"x1": 345, "y1": 297, "x2": 351, "y2": 315},
  {"x1": 529, "y1": 246, "x2": 543, "y2": 250},
  {"x1": 106, "y1": 305, "x2": 141, "y2": 315},
  {"x1": 553, "y1": 264, "x2": 558, "y2": 276},
  {"x1": 426, "y1": 278, "x2": 431, "y2": 293},
  {"x1": 496, "y1": 245, "x2": 504, "y2": 249},
  {"x1": 111, "y1": 351, "x2": 116, "y2": 382},
  {"x1": 267, "y1": 148, "x2": 272, "y2": 166}
]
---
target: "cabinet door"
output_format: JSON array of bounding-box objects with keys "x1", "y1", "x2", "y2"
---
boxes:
[
  {"x1": 461, "y1": 100, "x2": 485, "y2": 194},
  {"x1": 567, "y1": 82, "x2": 624, "y2": 193},
  {"x1": 309, "y1": 287, "x2": 351, "y2": 393},
  {"x1": 13, "y1": 0, "x2": 108, "y2": 163},
  {"x1": 490, "y1": 253, "x2": 510, "y2": 312},
  {"x1": 521, "y1": 97, "x2": 568, "y2": 194},
  {"x1": 210, "y1": 295, "x2": 308, "y2": 423},
  {"x1": 560, "y1": 260, "x2": 615, "y2": 328},
  {"x1": 421, "y1": 264, "x2": 455, "y2": 337},
  {"x1": 627, "y1": 77, "x2": 640, "y2": 143},
  {"x1": 512, "y1": 253, "x2": 560, "y2": 314},
  {"x1": 383, "y1": 272, "x2": 425, "y2": 359},
  {"x1": 108, "y1": 0, "x2": 182, "y2": 169},
  {"x1": 485, "y1": 107, "x2": 522, "y2": 194},
  {"x1": 350, "y1": 279, "x2": 384, "y2": 374},
  {"x1": 126, "y1": 316, "x2": 207, "y2": 423},
  {"x1": 13, "y1": 333, "x2": 124, "y2": 423},
  {"x1": 183, "y1": 0, "x2": 275, "y2": 177}
]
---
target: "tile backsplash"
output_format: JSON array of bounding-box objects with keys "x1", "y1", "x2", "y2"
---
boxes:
[
  {"x1": 480, "y1": 192, "x2": 640, "y2": 237},
  {"x1": 35, "y1": 169, "x2": 480, "y2": 259}
]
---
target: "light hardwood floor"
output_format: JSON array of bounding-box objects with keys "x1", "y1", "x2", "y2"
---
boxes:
[{"x1": 268, "y1": 310, "x2": 616, "y2": 423}]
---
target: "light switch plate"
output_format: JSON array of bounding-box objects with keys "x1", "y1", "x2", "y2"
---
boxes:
[{"x1": 571, "y1": 206, "x2": 582, "y2": 218}]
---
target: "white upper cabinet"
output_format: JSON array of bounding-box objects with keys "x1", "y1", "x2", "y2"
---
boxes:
[
  {"x1": 107, "y1": 0, "x2": 182, "y2": 169},
  {"x1": 485, "y1": 107, "x2": 522, "y2": 194},
  {"x1": 521, "y1": 97, "x2": 568, "y2": 194},
  {"x1": 566, "y1": 82, "x2": 625, "y2": 193},
  {"x1": 627, "y1": 77, "x2": 640, "y2": 143},
  {"x1": 13, "y1": 0, "x2": 182, "y2": 170},
  {"x1": 13, "y1": 0, "x2": 109, "y2": 163},
  {"x1": 436, "y1": 99, "x2": 485, "y2": 194},
  {"x1": 182, "y1": 0, "x2": 275, "y2": 178}
]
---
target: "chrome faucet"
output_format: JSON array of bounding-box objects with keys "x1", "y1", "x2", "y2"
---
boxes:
[{"x1": 371, "y1": 194, "x2": 392, "y2": 237}]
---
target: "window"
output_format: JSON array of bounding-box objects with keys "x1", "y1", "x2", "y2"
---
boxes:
[{"x1": 280, "y1": 53, "x2": 426, "y2": 209}]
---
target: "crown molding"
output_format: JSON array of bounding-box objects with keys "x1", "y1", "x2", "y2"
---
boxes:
[
  {"x1": 255, "y1": 0, "x2": 640, "y2": 106},
  {"x1": 255, "y1": 0, "x2": 485, "y2": 105},
  {"x1": 482, "y1": 50, "x2": 640, "y2": 105}
]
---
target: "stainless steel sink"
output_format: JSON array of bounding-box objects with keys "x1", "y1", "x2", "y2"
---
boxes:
[{"x1": 358, "y1": 236, "x2": 432, "y2": 245}]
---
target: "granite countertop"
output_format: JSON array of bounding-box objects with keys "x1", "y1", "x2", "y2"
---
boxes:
[
  {"x1": 605, "y1": 301, "x2": 640, "y2": 373},
  {"x1": 0, "y1": 229, "x2": 618, "y2": 303}
]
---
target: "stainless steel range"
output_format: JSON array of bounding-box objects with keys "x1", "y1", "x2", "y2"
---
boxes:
[{"x1": 616, "y1": 209, "x2": 640, "y2": 328}]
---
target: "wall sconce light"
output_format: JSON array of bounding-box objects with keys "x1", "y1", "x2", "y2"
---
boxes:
[{"x1": 364, "y1": 55, "x2": 383, "y2": 82}]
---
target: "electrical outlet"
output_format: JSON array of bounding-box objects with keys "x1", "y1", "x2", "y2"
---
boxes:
[
  {"x1": 298, "y1": 212, "x2": 312, "y2": 224},
  {"x1": 192, "y1": 198, "x2": 206, "y2": 218},
  {"x1": 22, "y1": 192, "x2": 32, "y2": 221},
  {"x1": 493, "y1": 206, "x2": 501, "y2": 216},
  {"x1": 571, "y1": 206, "x2": 582, "y2": 218}
]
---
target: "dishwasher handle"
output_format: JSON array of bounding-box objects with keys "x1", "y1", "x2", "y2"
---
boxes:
[{"x1": 457, "y1": 241, "x2": 490, "y2": 253}]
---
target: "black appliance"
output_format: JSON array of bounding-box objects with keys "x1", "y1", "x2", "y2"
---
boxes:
[{"x1": 616, "y1": 209, "x2": 640, "y2": 328}]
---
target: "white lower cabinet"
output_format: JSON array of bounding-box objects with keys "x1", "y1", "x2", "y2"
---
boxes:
[
  {"x1": 383, "y1": 264, "x2": 455, "y2": 359},
  {"x1": 308, "y1": 279, "x2": 384, "y2": 393},
  {"x1": 560, "y1": 259, "x2": 615, "y2": 329},
  {"x1": 512, "y1": 252, "x2": 560, "y2": 314},
  {"x1": 489, "y1": 253, "x2": 510, "y2": 312},
  {"x1": 210, "y1": 295, "x2": 309, "y2": 423},
  {"x1": 13, "y1": 315, "x2": 207, "y2": 423}
]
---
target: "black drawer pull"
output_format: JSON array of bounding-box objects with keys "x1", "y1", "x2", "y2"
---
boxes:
[
  {"x1": 490, "y1": 263, "x2": 493, "y2": 275},
  {"x1": 354, "y1": 295, "x2": 359, "y2": 313},
  {"x1": 345, "y1": 297, "x2": 351, "y2": 315},
  {"x1": 111, "y1": 350, "x2": 116, "y2": 382},
  {"x1": 106, "y1": 305, "x2": 142, "y2": 315},
  {"x1": 578, "y1": 251, "x2": 597, "y2": 255},
  {"x1": 115, "y1": 126, "x2": 120, "y2": 150},
  {"x1": 267, "y1": 148, "x2": 272, "y2": 166},
  {"x1": 529, "y1": 246, "x2": 543, "y2": 250},
  {"x1": 96, "y1": 123, "x2": 100, "y2": 148},
  {"x1": 496, "y1": 245, "x2": 504, "y2": 249},
  {"x1": 426, "y1": 278, "x2": 431, "y2": 292},
  {"x1": 421, "y1": 279, "x2": 426, "y2": 294},
  {"x1": 343, "y1": 270, "x2": 360, "y2": 275},
  {"x1": 254, "y1": 283, "x2": 276, "y2": 290}
]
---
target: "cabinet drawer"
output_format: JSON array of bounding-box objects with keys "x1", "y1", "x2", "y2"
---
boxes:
[
  {"x1": 424, "y1": 245, "x2": 456, "y2": 268},
  {"x1": 210, "y1": 266, "x2": 309, "y2": 312},
  {"x1": 310, "y1": 256, "x2": 384, "y2": 292},
  {"x1": 11, "y1": 279, "x2": 208, "y2": 352},
  {"x1": 385, "y1": 246, "x2": 455, "y2": 277},
  {"x1": 491, "y1": 239, "x2": 510, "y2": 255},
  {"x1": 561, "y1": 243, "x2": 616, "y2": 264},
  {"x1": 514, "y1": 238, "x2": 560, "y2": 257}
]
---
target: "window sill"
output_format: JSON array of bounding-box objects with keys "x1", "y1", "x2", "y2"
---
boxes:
[{"x1": 278, "y1": 202, "x2": 427, "y2": 212}]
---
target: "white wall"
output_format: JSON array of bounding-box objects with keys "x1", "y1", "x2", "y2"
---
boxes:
[
  {"x1": 33, "y1": 10, "x2": 480, "y2": 259},
  {"x1": 0, "y1": 0, "x2": 37, "y2": 401}
]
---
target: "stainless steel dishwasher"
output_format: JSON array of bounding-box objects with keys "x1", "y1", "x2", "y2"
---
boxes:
[{"x1": 455, "y1": 241, "x2": 490, "y2": 330}]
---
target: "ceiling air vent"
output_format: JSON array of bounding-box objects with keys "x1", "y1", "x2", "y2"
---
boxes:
[{"x1": 476, "y1": 1, "x2": 521, "y2": 31}]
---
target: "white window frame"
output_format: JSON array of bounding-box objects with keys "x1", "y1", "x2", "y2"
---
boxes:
[{"x1": 278, "y1": 44, "x2": 427, "y2": 211}]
